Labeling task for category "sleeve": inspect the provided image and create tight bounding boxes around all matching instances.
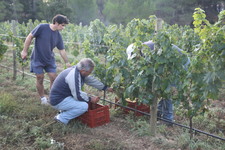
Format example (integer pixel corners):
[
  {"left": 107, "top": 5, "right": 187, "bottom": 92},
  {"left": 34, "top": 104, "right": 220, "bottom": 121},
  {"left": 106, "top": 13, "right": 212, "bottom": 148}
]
[
  {"left": 65, "top": 68, "right": 90, "bottom": 102},
  {"left": 31, "top": 24, "right": 42, "bottom": 37},
  {"left": 84, "top": 75, "right": 108, "bottom": 90},
  {"left": 172, "top": 44, "right": 190, "bottom": 71}
]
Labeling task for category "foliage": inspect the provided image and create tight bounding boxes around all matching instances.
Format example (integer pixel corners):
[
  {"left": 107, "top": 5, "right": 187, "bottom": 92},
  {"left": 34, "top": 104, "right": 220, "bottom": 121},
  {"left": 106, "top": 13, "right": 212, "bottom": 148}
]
[
  {"left": 34, "top": 137, "right": 51, "bottom": 149},
  {"left": 0, "top": 0, "right": 223, "bottom": 27},
  {"left": 128, "top": 117, "right": 152, "bottom": 136},
  {"left": 88, "top": 19, "right": 107, "bottom": 54},
  {"left": 39, "top": 0, "right": 72, "bottom": 23},
  {"left": 0, "top": 38, "right": 8, "bottom": 60},
  {"left": 178, "top": 8, "right": 225, "bottom": 118},
  {"left": 154, "top": 0, "right": 195, "bottom": 25},
  {"left": 103, "top": 0, "right": 155, "bottom": 25},
  {"left": 0, "top": 92, "right": 18, "bottom": 115},
  {"left": 68, "top": 0, "right": 98, "bottom": 25}
]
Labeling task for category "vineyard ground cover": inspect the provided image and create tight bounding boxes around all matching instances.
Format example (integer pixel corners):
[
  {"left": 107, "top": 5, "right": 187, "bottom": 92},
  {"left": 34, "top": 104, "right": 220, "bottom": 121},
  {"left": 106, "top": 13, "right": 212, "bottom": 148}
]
[{"left": 0, "top": 53, "right": 225, "bottom": 150}]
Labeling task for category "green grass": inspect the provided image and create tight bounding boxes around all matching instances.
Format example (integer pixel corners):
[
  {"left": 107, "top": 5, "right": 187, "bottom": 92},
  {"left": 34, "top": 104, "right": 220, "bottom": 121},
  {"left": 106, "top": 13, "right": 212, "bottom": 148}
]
[{"left": 0, "top": 92, "right": 18, "bottom": 115}]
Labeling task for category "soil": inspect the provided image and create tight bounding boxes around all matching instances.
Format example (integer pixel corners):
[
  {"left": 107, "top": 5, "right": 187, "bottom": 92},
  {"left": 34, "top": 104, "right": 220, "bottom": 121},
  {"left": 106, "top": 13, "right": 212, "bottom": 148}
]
[{"left": 60, "top": 118, "right": 160, "bottom": 150}]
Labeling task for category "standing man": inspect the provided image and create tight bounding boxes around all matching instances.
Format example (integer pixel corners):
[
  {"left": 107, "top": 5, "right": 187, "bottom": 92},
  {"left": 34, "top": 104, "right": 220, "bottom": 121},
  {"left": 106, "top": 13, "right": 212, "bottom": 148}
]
[
  {"left": 126, "top": 40, "right": 190, "bottom": 125},
  {"left": 49, "top": 58, "right": 113, "bottom": 125},
  {"left": 21, "top": 14, "right": 70, "bottom": 105}
]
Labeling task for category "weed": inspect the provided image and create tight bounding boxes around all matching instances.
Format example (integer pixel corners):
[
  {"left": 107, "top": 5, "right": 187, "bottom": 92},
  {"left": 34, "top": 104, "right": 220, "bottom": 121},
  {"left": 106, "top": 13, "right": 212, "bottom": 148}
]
[
  {"left": 86, "top": 139, "right": 124, "bottom": 150},
  {"left": 157, "top": 123, "right": 167, "bottom": 133},
  {"left": 50, "top": 138, "right": 65, "bottom": 150},
  {"left": 192, "top": 112, "right": 217, "bottom": 133},
  {"left": 34, "top": 137, "right": 51, "bottom": 149},
  {"left": 86, "top": 139, "right": 105, "bottom": 150},
  {"left": 126, "top": 116, "right": 152, "bottom": 136},
  {"left": 0, "top": 92, "right": 18, "bottom": 114}
]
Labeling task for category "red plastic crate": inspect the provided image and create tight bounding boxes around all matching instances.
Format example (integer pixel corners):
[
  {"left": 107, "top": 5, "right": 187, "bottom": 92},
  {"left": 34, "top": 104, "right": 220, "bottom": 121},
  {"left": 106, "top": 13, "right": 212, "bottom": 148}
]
[
  {"left": 124, "top": 100, "right": 150, "bottom": 116},
  {"left": 78, "top": 103, "right": 110, "bottom": 128}
]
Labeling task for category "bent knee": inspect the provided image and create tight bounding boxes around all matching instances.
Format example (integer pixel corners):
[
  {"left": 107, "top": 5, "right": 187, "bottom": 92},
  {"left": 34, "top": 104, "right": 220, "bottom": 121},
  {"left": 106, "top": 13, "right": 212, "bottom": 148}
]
[
  {"left": 81, "top": 102, "right": 88, "bottom": 112},
  {"left": 71, "top": 102, "right": 88, "bottom": 114}
]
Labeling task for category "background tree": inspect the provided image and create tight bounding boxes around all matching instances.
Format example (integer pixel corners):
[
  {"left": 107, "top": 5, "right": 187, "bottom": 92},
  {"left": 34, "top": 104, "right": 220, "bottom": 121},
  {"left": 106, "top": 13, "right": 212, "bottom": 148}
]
[
  {"left": 0, "top": 1, "right": 10, "bottom": 21},
  {"left": 0, "top": 0, "right": 224, "bottom": 27},
  {"left": 0, "top": 0, "right": 23, "bottom": 21},
  {"left": 67, "top": 0, "right": 98, "bottom": 25},
  {"left": 38, "top": 0, "right": 72, "bottom": 22},
  {"left": 103, "top": 0, "right": 155, "bottom": 25},
  {"left": 154, "top": 0, "right": 195, "bottom": 25}
]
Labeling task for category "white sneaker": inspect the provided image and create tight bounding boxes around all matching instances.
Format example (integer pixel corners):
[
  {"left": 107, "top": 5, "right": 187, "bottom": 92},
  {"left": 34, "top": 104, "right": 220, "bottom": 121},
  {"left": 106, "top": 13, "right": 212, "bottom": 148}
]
[
  {"left": 40, "top": 97, "right": 49, "bottom": 105},
  {"left": 54, "top": 115, "right": 66, "bottom": 125}
]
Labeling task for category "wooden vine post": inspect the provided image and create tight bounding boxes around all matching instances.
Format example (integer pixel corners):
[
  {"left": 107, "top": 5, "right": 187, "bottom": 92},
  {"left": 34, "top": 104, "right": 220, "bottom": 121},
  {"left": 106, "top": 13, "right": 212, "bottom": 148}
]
[
  {"left": 150, "top": 18, "right": 163, "bottom": 136},
  {"left": 12, "top": 20, "right": 17, "bottom": 80}
]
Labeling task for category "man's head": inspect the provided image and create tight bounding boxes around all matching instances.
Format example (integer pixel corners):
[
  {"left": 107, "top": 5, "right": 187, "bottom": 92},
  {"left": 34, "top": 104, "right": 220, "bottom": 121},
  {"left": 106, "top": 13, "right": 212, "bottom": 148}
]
[
  {"left": 77, "top": 58, "right": 95, "bottom": 77},
  {"left": 52, "top": 14, "right": 69, "bottom": 25},
  {"left": 52, "top": 14, "right": 69, "bottom": 31},
  {"left": 126, "top": 41, "right": 154, "bottom": 60}
]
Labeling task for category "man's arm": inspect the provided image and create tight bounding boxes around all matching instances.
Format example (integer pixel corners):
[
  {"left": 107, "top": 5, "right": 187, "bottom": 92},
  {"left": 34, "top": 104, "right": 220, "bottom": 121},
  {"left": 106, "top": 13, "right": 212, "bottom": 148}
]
[
  {"left": 59, "top": 49, "right": 71, "bottom": 67},
  {"left": 21, "top": 33, "right": 33, "bottom": 59},
  {"left": 85, "top": 76, "right": 113, "bottom": 92}
]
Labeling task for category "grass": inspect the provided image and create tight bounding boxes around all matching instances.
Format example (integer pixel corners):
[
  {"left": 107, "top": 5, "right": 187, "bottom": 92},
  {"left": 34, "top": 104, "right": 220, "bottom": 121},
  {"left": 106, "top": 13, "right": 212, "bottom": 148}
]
[
  {"left": 0, "top": 92, "right": 18, "bottom": 115},
  {"left": 0, "top": 66, "right": 90, "bottom": 149}
]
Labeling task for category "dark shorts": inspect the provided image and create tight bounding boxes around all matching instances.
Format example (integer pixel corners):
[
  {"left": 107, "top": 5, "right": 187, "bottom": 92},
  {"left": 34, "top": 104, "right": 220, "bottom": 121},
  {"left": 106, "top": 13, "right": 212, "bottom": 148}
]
[{"left": 30, "top": 61, "right": 57, "bottom": 74}]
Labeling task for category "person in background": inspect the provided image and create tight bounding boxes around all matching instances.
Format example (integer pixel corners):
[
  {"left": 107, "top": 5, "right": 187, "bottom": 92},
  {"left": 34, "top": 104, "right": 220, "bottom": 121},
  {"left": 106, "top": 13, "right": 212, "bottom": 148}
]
[
  {"left": 21, "top": 14, "right": 70, "bottom": 105},
  {"left": 126, "top": 40, "right": 190, "bottom": 126},
  {"left": 49, "top": 58, "right": 113, "bottom": 125}
]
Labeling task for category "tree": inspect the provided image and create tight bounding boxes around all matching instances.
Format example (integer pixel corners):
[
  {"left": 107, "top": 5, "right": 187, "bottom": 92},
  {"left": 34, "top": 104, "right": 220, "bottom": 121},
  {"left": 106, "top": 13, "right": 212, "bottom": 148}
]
[
  {"left": 37, "top": 0, "right": 72, "bottom": 23},
  {"left": 0, "top": 1, "right": 9, "bottom": 21},
  {"left": 67, "top": 0, "right": 98, "bottom": 25},
  {"left": 103, "top": 0, "right": 155, "bottom": 25},
  {"left": 0, "top": 0, "right": 23, "bottom": 21}
]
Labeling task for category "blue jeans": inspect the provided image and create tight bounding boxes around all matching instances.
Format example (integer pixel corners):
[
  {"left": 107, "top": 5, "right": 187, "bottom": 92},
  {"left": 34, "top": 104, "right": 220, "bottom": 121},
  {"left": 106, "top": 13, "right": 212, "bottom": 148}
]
[
  {"left": 157, "top": 99, "right": 173, "bottom": 122},
  {"left": 52, "top": 96, "right": 88, "bottom": 124}
]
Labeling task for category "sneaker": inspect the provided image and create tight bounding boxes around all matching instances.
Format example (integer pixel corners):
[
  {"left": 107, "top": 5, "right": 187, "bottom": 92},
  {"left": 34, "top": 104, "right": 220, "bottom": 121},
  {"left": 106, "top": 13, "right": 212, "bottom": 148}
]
[
  {"left": 54, "top": 115, "right": 66, "bottom": 125},
  {"left": 40, "top": 97, "right": 49, "bottom": 105}
]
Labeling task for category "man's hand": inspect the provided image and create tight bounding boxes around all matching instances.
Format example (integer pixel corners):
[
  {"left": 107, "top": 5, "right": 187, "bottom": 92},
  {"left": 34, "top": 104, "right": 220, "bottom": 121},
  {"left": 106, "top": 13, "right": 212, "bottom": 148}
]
[
  {"left": 106, "top": 87, "right": 113, "bottom": 92},
  {"left": 90, "top": 96, "right": 100, "bottom": 104},
  {"left": 21, "top": 50, "right": 27, "bottom": 60}
]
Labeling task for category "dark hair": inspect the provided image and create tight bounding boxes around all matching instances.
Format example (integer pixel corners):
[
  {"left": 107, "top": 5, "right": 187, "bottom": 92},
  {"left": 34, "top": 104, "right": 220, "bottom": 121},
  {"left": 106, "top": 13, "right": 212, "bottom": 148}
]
[{"left": 52, "top": 14, "right": 69, "bottom": 24}]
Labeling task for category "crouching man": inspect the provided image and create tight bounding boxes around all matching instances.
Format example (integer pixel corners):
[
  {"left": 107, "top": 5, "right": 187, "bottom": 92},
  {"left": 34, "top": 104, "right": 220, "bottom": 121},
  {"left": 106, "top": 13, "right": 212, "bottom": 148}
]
[{"left": 49, "top": 58, "right": 113, "bottom": 125}]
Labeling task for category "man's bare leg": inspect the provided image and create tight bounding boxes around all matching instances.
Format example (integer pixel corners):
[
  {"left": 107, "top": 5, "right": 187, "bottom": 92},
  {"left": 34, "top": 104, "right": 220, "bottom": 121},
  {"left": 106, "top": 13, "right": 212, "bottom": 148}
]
[
  {"left": 36, "top": 73, "right": 45, "bottom": 97},
  {"left": 47, "top": 72, "right": 57, "bottom": 89},
  {"left": 36, "top": 73, "right": 48, "bottom": 104}
]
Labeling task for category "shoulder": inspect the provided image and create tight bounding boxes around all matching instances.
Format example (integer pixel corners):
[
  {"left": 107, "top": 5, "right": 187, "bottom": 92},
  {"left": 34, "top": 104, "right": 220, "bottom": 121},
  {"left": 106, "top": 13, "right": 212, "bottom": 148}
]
[
  {"left": 32, "top": 23, "right": 49, "bottom": 33},
  {"left": 58, "top": 67, "right": 74, "bottom": 79},
  {"left": 36, "top": 23, "right": 50, "bottom": 30}
]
